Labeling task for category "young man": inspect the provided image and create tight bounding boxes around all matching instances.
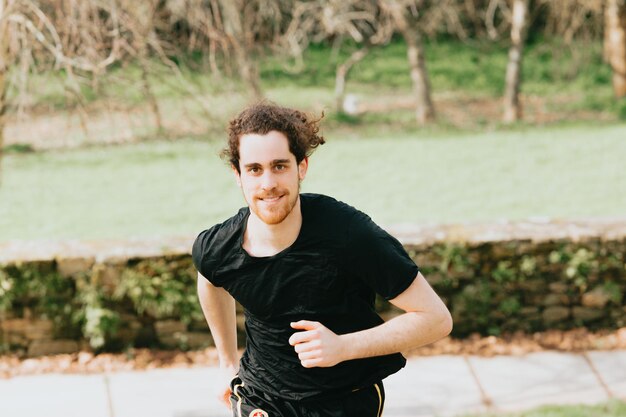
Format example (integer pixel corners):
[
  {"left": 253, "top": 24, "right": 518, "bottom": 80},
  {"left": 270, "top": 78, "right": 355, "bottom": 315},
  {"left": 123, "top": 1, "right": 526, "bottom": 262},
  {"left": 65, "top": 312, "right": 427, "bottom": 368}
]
[{"left": 192, "top": 103, "right": 452, "bottom": 417}]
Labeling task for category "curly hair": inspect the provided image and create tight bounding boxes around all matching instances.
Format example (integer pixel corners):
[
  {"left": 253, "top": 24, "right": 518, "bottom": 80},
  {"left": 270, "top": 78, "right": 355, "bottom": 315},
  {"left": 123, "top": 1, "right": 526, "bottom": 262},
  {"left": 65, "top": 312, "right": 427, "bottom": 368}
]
[{"left": 223, "top": 102, "right": 325, "bottom": 172}]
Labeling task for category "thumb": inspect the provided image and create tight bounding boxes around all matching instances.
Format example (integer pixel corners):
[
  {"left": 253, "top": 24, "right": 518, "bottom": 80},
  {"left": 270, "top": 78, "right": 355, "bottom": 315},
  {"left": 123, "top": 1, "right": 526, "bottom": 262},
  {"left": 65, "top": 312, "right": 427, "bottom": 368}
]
[{"left": 290, "top": 320, "right": 319, "bottom": 330}]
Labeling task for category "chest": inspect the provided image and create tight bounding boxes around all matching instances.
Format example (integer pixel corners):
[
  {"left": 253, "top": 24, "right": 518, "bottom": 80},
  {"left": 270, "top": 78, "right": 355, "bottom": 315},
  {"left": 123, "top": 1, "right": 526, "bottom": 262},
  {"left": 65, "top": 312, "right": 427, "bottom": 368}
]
[{"left": 216, "top": 250, "right": 348, "bottom": 319}]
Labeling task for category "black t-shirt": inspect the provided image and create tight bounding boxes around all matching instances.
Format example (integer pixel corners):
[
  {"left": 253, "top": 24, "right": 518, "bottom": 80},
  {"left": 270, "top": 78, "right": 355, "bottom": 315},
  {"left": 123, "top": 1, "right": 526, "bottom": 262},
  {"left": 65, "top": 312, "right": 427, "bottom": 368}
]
[{"left": 192, "top": 193, "right": 419, "bottom": 401}]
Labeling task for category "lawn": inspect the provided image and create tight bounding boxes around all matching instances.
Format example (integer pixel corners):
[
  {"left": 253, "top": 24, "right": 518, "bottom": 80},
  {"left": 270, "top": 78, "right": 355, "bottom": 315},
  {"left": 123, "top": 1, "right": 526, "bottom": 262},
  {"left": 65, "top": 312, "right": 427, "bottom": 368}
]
[
  {"left": 1, "top": 123, "right": 625, "bottom": 241},
  {"left": 463, "top": 400, "right": 626, "bottom": 417},
  {"left": 2, "top": 36, "right": 625, "bottom": 241}
]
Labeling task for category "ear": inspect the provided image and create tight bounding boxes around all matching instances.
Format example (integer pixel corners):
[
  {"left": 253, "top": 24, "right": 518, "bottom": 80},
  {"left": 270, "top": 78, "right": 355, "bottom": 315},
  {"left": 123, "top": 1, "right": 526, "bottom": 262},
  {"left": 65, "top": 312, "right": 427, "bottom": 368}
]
[
  {"left": 231, "top": 164, "right": 242, "bottom": 187},
  {"left": 298, "top": 157, "right": 308, "bottom": 181}
]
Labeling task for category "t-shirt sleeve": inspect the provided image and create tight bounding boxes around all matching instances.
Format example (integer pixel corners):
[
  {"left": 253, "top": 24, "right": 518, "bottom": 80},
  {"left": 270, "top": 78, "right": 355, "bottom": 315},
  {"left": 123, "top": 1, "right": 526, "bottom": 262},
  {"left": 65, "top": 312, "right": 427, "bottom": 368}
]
[
  {"left": 192, "top": 227, "right": 221, "bottom": 286},
  {"left": 345, "top": 211, "right": 419, "bottom": 300}
]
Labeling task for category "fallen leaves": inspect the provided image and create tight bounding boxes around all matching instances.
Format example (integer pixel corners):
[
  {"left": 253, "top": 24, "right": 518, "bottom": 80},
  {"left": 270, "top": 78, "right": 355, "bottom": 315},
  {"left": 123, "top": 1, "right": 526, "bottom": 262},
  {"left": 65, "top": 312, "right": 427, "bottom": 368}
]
[{"left": 1, "top": 328, "right": 625, "bottom": 379}]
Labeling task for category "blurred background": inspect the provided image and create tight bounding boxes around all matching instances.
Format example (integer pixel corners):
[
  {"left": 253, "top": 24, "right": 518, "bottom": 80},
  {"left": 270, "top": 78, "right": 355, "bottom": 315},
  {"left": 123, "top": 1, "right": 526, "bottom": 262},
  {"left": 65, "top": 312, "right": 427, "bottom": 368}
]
[{"left": 0, "top": 0, "right": 625, "bottom": 240}]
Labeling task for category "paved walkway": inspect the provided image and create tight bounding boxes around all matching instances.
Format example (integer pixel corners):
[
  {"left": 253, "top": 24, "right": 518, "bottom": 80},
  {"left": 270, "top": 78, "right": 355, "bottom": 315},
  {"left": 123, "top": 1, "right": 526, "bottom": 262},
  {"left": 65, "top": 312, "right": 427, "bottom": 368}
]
[{"left": 1, "top": 350, "right": 625, "bottom": 417}]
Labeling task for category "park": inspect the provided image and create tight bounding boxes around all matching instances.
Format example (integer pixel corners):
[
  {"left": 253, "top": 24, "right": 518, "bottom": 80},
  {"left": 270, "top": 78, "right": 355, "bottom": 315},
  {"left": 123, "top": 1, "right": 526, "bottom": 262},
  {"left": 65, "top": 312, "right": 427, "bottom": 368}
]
[{"left": 1, "top": 1, "right": 626, "bottom": 416}]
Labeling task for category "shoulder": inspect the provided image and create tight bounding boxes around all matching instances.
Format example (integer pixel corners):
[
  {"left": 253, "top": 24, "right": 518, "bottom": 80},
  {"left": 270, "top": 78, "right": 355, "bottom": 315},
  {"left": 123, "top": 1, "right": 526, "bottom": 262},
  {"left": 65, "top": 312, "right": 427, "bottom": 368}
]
[
  {"left": 301, "top": 193, "right": 358, "bottom": 235},
  {"left": 302, "top": 192, "right": 374, "bottom": 227},
  {"left": 300, "top": 193, "right": 376, "bottom": 246},
  {"left": 192, "top": 208, "right": 248, "bottom": 278},
  {"left": 301, "top": 193, "right": 361, "bottom": 224}
]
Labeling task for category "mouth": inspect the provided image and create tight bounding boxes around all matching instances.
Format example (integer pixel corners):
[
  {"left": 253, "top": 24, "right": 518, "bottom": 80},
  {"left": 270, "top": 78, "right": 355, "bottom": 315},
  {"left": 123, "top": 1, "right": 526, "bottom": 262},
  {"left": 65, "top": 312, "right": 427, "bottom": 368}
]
[{"left": 258, "top": 194, "right": 284, "bottom": 203}]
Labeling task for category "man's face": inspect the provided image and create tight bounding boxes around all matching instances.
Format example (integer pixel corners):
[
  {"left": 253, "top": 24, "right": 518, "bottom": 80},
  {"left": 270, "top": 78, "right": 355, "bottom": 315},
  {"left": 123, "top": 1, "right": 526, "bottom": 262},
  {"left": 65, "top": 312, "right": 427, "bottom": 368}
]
[{"left": 234, "top": 130, "right": 307, "bottom": 225}]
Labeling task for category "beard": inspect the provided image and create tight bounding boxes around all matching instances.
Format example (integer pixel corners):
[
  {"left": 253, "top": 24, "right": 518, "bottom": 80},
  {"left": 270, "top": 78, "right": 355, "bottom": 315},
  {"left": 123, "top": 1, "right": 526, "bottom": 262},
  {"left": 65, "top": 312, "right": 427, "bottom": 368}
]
[{"left": 249, "top": 184, "right": 300, "bottom": 225}]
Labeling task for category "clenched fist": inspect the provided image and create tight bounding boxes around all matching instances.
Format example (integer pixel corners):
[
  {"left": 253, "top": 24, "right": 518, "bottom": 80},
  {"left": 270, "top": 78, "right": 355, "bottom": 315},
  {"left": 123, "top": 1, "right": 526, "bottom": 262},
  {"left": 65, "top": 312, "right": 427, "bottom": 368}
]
[{"left": 288, "top": 320, "right": 347, "bottom": 368}]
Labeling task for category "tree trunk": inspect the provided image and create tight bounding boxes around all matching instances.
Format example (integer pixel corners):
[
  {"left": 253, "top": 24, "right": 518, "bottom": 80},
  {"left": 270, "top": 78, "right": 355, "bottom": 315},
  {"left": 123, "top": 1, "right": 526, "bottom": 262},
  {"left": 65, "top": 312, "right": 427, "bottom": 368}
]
[
  {"left": 0, "top": 68, "right": 6, "bottom": 185},
  {"left": 139, "top": 54, "right": 163, "bottom": 132},
  {"left": 503, "top": 0, "right": 529, "bottom": 123},
  {"left": 406, "top": 32, "right": 435, "bottom": 124},
  {"left": 605, "top": 0, "right": 626, "bottom": 98},
  {"left": 1, "top": 0, "right": 9, "bottom": 185},
  {"left": 335, "top": 46, "right": 370, "bottom": 113},
  {"left": 388, "top": 4, "right": 435, "bottom": 124},
  {"left": 218, "top": 0, "right": 263, "bottom": 100}
]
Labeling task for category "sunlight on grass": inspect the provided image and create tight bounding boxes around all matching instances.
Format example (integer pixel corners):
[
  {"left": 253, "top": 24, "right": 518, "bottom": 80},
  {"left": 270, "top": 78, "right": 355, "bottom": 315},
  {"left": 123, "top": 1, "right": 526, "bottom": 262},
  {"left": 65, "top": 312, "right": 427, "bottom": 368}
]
[
  {"left": 1, "top": 124, "right": 625, "bottom": 240},
  {"left": 462, "top": 400, "right": 626, "bottom": 417}
]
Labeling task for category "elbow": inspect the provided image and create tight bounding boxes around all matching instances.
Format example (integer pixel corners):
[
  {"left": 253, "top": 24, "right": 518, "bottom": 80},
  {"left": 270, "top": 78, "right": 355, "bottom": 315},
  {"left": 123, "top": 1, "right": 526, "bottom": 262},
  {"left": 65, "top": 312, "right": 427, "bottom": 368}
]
[
  {"left": 430, "top": 306, "right": 453, "bottom": 341},
  {"left": 439, "top": 310, "right": 453, "bottom": 338}
]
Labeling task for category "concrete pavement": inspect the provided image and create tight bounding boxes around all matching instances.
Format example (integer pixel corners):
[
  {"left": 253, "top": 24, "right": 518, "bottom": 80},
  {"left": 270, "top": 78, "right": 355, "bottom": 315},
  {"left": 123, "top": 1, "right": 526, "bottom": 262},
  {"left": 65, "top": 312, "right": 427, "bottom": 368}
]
[{"left": 0, "top": 350, "right": 624, "bottom": 417}]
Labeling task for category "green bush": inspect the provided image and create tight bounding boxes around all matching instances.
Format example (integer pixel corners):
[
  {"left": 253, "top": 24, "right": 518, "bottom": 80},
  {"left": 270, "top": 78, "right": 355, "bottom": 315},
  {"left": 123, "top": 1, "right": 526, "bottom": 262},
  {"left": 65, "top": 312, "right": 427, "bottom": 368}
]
[
  {"left": 1, "top": 235, "right": 625, "bottom": 351},
  {"left": 617, "top": 100, "right": 626, "bottom": 121},
  {"left": 0, "top": 256, "right": 202, "bottom": 351}
]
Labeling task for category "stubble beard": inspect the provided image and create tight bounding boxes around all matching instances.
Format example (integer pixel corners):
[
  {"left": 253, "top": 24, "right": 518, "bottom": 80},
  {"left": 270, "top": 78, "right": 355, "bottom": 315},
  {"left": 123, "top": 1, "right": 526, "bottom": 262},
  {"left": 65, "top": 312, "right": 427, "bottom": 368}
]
[{"left": 251, "top": 183, "right": 300, "bottom": 225}]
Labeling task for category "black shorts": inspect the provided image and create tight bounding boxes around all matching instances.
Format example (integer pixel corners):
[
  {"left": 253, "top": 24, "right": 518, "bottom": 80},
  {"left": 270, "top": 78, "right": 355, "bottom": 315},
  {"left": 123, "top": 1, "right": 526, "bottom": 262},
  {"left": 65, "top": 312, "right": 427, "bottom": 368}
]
[{"left": 229, "top": 376, "right": 386, "bottom": 417}]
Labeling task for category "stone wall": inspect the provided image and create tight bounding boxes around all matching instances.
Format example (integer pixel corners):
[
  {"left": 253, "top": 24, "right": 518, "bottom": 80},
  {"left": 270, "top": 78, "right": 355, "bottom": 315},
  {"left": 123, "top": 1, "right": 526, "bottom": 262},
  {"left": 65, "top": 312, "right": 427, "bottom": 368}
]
[{"left": 1, "top": 219, "right": 625, "bottom": 356}]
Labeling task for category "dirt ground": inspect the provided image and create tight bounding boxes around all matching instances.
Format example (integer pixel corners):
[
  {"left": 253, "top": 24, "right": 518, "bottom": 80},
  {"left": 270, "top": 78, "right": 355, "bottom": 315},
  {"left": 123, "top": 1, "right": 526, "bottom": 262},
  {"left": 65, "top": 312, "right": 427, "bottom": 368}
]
[{"left": 2, "top": 328, "right": 625, "bottom": 379}]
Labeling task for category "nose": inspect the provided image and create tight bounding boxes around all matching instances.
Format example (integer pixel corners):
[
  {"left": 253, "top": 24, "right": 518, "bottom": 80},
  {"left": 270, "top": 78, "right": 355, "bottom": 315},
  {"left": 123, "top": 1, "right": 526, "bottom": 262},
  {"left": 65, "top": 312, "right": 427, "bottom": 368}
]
[{"left": 260, "top": 171, "right": 278, "bottom": 190}]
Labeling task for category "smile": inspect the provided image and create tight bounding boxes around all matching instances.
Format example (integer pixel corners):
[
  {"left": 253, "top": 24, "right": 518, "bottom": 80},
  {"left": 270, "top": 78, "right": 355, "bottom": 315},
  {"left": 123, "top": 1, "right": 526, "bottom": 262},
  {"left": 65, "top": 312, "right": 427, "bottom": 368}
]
[{"left": 259, "top": 195, "right": 284, "bottom": 203}]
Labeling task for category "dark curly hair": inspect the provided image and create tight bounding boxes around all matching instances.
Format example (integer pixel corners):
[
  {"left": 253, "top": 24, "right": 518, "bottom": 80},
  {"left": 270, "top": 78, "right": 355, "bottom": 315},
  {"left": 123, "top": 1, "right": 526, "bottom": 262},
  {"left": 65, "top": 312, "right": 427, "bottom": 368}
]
[{"left": 223, "top": 102, "right": 325, "bottom": 173}]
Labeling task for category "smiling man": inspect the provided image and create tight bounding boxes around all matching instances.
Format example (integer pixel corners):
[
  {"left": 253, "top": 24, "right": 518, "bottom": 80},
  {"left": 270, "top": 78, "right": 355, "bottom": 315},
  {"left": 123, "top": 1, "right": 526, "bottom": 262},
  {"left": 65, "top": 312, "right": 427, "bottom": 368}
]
[{"left": 192, "top": 102, "right": 453, "bottom": 417}]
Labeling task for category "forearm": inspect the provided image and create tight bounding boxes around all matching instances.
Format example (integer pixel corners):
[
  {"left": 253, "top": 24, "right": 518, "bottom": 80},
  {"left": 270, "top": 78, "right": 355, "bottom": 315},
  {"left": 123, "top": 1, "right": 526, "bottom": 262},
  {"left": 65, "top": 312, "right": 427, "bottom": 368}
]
[
  {"left": 197, "top": 274, "right": 239, "bottom": 369},
  {"left": 289, "top": 274, "right": 452, "bottom": 368},
  {"left": 340, "top": 310, "right": 451, "bottom": 361},
  {"left": 339, "top": 272, "right": 453, "bottom": 361}
]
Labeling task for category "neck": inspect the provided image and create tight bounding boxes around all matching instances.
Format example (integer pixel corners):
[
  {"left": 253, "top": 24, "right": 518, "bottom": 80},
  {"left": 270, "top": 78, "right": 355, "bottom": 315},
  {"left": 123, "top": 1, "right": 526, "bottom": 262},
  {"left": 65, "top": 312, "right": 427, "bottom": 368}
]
[{"left": 244, "top": 196, "right": 302, "bottom": 257}]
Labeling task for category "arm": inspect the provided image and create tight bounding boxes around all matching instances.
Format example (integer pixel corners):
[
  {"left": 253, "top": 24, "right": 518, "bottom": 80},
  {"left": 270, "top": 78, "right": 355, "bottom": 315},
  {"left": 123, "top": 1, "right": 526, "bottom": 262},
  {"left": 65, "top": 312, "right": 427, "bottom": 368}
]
[
  {"left": 289, "top": 272, "right": 452, "bottom": 368},
  {"left": 197, "top": 273, "right": 239, "bottom": 406}
]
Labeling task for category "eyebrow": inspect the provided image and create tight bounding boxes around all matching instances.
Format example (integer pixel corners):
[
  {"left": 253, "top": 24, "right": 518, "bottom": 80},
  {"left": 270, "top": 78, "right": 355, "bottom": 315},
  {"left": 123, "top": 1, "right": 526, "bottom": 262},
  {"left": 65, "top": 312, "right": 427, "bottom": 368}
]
[
  {"left": 271, "top": 159, "right": 291, "bottom": 166},
  {"left": 243, "top": 159, "right": 291, "bottom": 169}
]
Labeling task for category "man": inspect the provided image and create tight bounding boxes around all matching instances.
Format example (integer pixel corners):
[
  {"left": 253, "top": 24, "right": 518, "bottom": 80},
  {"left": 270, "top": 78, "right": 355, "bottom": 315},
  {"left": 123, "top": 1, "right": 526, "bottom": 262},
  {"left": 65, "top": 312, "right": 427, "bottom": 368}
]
[{"left": 192, "top": 102, "right": 452, "bottom": 417}]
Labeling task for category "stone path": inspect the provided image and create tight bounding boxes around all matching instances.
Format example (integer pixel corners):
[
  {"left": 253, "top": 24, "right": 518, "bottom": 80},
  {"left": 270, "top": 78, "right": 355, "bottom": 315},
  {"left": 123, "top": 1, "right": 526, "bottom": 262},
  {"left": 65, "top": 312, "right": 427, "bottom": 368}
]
[{"left": 1, "top": 350, "right": 624, "bottom": 417}]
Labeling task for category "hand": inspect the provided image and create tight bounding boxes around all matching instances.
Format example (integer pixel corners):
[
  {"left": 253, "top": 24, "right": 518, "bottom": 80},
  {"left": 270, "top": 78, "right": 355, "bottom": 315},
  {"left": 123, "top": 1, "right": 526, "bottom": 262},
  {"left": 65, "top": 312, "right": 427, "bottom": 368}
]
[
  {"left": 216, "top": 365, "right": 238, "bottom": 409},
  {"left": 288, "top": 320, "right": 346, "bottom": 368},
  {"left": 218, "top": 385, "right": 231, "bottom": 409}
]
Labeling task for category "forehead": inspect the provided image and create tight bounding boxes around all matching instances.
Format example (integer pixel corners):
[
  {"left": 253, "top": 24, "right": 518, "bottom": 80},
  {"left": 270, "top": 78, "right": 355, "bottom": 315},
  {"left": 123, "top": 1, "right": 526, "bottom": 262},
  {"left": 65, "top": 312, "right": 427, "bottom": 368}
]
[{"left": 238, "top": 130, "right": 295, "bottom": 164}]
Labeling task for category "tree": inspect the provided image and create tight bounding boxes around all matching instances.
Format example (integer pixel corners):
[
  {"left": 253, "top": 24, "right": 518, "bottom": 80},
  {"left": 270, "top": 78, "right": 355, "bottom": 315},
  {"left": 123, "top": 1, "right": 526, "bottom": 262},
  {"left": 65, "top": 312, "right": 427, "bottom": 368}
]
[
  {"left": 0, "top": 1, "right": 80, "bottom": 182},
  {"left": 383, "top": 0, "right": 435, "bottom": 124},
  {"left": 0, "top": 0, "right": 126, "bottom": 182},
  {"left": 217, "top": 0, "right": 264, "bottom": 100},
  {"left": 0, "top": 1, "right": 10, "bottom": 175},
  {"left": 503, "top": 0, "right": 529, "bottom": 123},
  {"left": 605, "top": 0, "right": 626, "bottom": 98},
  {"left": 282, "top": 0, "right": 394, "bottom": 113}
]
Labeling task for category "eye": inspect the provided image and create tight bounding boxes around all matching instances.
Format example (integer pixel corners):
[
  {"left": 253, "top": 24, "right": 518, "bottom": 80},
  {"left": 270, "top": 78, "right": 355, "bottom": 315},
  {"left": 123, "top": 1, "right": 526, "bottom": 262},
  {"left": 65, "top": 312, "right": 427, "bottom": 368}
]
[
  {"left": 248, "top": 167, "right": 261, "bottom": 174},
  {"left": 275, "top": 164, "right": 286, "bottom": 171}
]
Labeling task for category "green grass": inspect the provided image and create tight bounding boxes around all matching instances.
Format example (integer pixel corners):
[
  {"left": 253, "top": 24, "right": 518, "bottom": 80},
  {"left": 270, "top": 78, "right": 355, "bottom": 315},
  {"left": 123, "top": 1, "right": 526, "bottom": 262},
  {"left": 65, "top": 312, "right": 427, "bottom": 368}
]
[
  {"left": 463, "top": 400, "right": 626, "bottom": 417},
  {"left": 2, "top": 38, "right": 624, "bottom": 241},
  {"left": 262, "top": 38, "right": 615, "bottom": 106},
  {"left": 1, "top": 123, "right": 625, "bottom": 240}
]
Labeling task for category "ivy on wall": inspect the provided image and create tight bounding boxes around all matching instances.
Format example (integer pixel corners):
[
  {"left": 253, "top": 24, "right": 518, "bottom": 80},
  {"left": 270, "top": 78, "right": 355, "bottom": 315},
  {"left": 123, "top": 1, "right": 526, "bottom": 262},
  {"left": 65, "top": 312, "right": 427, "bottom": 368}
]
[{"left": 1, "top": 237, "right": 625, "bottom": 353}]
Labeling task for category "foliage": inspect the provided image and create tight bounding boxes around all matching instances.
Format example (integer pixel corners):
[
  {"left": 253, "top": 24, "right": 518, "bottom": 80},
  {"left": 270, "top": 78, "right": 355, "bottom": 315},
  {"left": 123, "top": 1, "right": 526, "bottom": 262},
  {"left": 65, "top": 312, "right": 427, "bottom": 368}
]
[
  {"left": 262, "top": 37, "right": 614, "bottom": 108},
  {"left": 406, "top": 238, "right": 626, "bottom": 337},
  {"left": 1, "top": 231, "right": 626, "bottom": 351},
  {"left": 113, "top": 258, "right": 203, "bottom": 325},
  {"left": 0, "top": 262, "right": 74, "bottom": 326},
  {"left": 618, "top": 101, "right": 626, "bottom": 121},
  {"left": 72, "top": 273, "right": 120, "bottom": 350},
  {"left": 0, "top": 255, "right": 202, "bottom": 351}
]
